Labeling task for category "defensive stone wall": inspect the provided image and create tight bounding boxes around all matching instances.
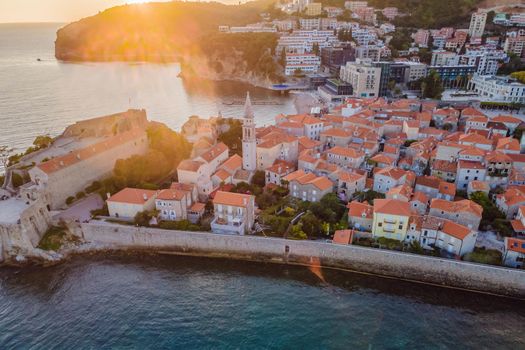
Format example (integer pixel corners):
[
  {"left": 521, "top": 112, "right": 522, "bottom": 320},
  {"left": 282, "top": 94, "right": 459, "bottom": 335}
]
[{"left": 81, "top": 222, "right": 525, "bottom": 298}]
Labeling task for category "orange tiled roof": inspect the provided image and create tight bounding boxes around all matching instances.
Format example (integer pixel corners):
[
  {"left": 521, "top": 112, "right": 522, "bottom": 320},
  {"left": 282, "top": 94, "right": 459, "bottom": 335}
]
[
  {"left": 441, "top": 220, "right": 472, "bottom": 240},
  {"left": 199, "top": 142, "right": 228, "bottom": 163},
  {"left": 506, "top": 237, "right": 525, "bottom": 253},
  {"left": 333, "top": 230, "right": 353, "bottom": 245},
  {"left": 439, "top": 182, "right": 456, "bottom": 197},
  {"left": 178, "top": 159, "right": 205, "bottom": 172},
  {"left": 107, "top": 188, "right": 157, "bottom": 205},
  {"left": 37, "top": 129, "right": 145, "bottom": 174},
  {"left": 327, "top": 146, "right": 364, "bottom": 158},
  {"left": 213, "top": 191, "right": 253, "bottom": 207},
  {"left": 347, "top": 201, "right": 373, "bottom": 219},
  {"left": 373, "top": 198, "right": 412, "bottom": 216},
  {"left": 430, "top": 198, "right": 482, "bottom": 217},
  {"left": 157, "top": 189, "right": 187, "bottom": 201},
  {"left": 492, "top": 115, "right": 522, "bottom": 124}
]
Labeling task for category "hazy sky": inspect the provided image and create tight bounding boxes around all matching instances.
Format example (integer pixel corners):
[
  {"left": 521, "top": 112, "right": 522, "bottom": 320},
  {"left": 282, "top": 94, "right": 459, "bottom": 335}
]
[{"left": 0, "top": 1, "right": 177, "bottom": 23}]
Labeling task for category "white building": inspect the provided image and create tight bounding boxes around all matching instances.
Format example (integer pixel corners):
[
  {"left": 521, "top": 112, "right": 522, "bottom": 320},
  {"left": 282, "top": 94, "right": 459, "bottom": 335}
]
[
  {"left": 285, "top": 53, "right": 321, "bottom": 75},
  {"left": 277, "top": 30, "right": 338, "bottom": 54},
  {"left": 468, "top": 11, "right": 487, "bottom": 38},
  {"left": 107, "top": 188, "right": 157, "bottom": 219},
  {"left": 340, "top": 59, "right": 381, "bottom": 98},
  {"left": 468, "top": 74, "right": 525, "bottom": 104}
]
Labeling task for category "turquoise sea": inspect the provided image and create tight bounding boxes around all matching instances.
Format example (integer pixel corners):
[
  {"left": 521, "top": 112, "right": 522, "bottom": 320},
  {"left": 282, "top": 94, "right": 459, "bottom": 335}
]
[{"left": 0, "top": 254, "right": 524, "bottom": 349}]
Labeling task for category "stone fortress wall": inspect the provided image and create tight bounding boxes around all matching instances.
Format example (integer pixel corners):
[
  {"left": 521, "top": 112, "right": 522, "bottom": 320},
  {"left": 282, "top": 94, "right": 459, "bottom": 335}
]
[
  {"left": 81, "top": 222, "right": 525, "bottom": 298},
  {"left": 0, "top": 110, "right": 151, "bottom": 262}
]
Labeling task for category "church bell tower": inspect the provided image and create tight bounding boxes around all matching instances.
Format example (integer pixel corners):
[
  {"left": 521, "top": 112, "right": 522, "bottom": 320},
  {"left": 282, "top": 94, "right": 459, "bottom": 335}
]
[{"left": 242, "top": 92, "right": 257, "bottom": 171}]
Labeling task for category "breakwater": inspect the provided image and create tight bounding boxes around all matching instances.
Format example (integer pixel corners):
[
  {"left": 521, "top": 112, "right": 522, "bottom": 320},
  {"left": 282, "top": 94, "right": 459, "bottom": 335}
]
[{"left": 80, "top": 222, "right": 525, "bottom": 298}]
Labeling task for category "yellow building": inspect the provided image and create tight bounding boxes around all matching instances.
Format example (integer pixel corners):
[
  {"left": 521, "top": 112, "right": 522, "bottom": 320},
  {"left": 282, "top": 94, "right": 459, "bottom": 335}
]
[
  {"left": 306, "top": 3, "right": 322, "bottom": 16},
  {"left": 372, "top": 199, "right": 412, "bottom": 241}
]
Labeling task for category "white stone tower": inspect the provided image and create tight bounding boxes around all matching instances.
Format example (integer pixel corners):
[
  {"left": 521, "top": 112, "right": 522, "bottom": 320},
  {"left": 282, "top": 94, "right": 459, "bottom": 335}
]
[{"left": 242, "top": 92, "right": 257, "bottom": 171}]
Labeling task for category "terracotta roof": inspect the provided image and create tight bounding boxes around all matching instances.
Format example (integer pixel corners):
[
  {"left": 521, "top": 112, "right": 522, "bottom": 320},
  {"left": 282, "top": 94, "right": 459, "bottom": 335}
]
[
  {"left": 439, "top": 182, "right": 456, "bottom": 197},
  {"left": 156, "top": 189, "right": 187, "bottom": 201},
  {"left": 416, "top": 175, "right": 440, "bottom": 189},
  {"left": 459, "top": 146, "right": 486, "bottom": 157},
  {"left": 492, "top": 115, "right": 522, "bottom": 124},
  {"left": 459, "top": 133, "right": 492, "bottom": 145},
  {"left": 411, "top": 191, "right": 429, "bottom": 204},
  {"left": 505, "top": 237, "right": 525, "bottom": 253},
  {"left": 347, "top": 201, "right": 373, "bottom": 219},
  {"left": 430, "top": 199, "right": 483, "bottom": 218},
  {"left": 213, "top": 191, "right": 253, "bottom": 208},
  {"left": 458, "top": 160, "right": 485, "bottom": 169},
  {"left": 375, "top": 166, "right": 410, "bottom": 181},
  {"left": 170, "top": 182, "right": 195, "bottom": 192},
  {"left": 496, "top": 137, "right": 520, "bottom": 152},
  {"left": 213, "top": 168, "right": 232, "bottom": 181},
  {"left": 497, "top": 188, "right": 525, "bottom": 207},
  {"left": 278, "top": 121, "right": 303, "bottom": 129},
  {"left": 178, "top": 159, "right": 205, "bottom": 172},
  {"left": 485, "top": 151, "right": 513, "bottom": 163},
  {"left": 37, "top": 129, "right": 145, "bottom": 174},
  {"left": 432, "top": 160, "right": 457, "bottom": 173},
  {"left": 189, "top": 202, "right": 206, "bottom": 212},
  {"left": 441, "top": 220, "right": 472, "bottom": 240},
  {"left": 266, "top": 160, "right": 295, "bottom": 175},
  {"left": 466, "top": 115, "right": 488, "bottom": 123},
  {"left": 298, "top": 136, "right": 321, "bottom": 149},
  {"left": 333, "top": 230, "right": 353, "bottom": 245},
  {"left": 339, "top": 171, "right": 365, "bottom": 183},
  {"left": 469, "top": 180, "right": 489, "bottom": 192},
  {"left": 373, "top": 198, "right": 412, "bottom": 216},
  {"left": 220, "top": 154, "right": 243, "bottom": 173},
  {"left": 107, "top": 188, "right": 157, "bottom": 205},
  {"left": 327, "top": 146, "right": 364, "bottom": 158},
  {"left": 199, "top": 142, "right": 228, "bottom": 163},
  {"left": 321, "top": 128, "right": 352, "bottom": 138},
  {"left": 387, "top": 184, "right": 413, "bottom": 200},
  {"left": 461, "top": 107, "right": 486, "bottom": 117},
  {"left": 370, "top": 153, "right": 396, "bottom": 165}
]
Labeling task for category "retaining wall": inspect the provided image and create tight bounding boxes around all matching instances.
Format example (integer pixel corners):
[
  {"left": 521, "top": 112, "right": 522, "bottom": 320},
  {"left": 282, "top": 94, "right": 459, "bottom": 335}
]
[{"left": 81, "top": 222, "right": 525, "bottom": 298}]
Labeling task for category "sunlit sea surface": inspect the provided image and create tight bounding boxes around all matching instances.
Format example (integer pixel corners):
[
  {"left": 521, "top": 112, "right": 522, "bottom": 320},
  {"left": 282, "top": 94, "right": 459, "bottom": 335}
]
[{"left": 0, "top": 23, "right": 295, "bottom": 153}]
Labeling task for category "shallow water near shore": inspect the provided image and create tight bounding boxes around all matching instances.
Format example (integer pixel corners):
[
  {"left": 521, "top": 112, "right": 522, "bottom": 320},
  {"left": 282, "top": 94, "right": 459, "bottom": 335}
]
[{"left": 0, "top": 253, "right": 524, "bottom": 349}]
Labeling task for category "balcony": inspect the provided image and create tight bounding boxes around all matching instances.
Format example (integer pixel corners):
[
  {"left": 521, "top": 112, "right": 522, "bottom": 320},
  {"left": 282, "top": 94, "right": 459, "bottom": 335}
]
[{"left": 211, "top": 216, "right": 246, "bottom": 235}]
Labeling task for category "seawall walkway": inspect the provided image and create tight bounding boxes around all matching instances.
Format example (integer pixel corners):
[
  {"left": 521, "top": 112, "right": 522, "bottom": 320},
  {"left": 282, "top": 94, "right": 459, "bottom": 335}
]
[{"left": 80, "top": 222, "right": 525, "bottom": 298}]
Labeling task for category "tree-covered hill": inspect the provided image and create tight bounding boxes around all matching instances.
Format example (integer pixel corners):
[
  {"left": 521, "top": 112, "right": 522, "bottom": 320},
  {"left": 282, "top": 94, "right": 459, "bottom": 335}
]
[
  {"left": 318, "top": 0, "right": 482, "bottom": 28},
  {"left": 55, "top": 0, "right": 274, "bottom": 62}
]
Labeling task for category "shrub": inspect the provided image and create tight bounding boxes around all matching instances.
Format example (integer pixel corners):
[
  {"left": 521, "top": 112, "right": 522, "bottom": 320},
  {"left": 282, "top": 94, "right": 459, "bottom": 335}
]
[
  {"left": 38, "top": 226, "right": 66, "bottom": 251},
  {"left": 11, "top": 173, "right": 24, "bottom": 188},
  {"left": 85, "top": 181, "right": 102, "bottom": 193},
  {"left": 66, "top": 196, "right": 75, "bottom": 205},
  {"left": 75, "top": 191, "right": 86, "bottom": 200},
  {"left": 463, "top": 247, "right": 502, "bottom": 266},
  {"left": 377, "top": 237, "right": 403, "bottom": 251}
]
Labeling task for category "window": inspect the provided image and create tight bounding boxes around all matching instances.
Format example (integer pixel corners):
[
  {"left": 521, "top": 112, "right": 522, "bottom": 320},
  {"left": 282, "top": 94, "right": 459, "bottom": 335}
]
[{"left": 398, "top": 225, "right": 403, "bottom": 230}]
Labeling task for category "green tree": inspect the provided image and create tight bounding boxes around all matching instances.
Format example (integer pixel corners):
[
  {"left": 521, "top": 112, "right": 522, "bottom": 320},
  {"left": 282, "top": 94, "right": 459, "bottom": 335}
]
[
  {"left": 422, "top": 70, "right": 444, "bottom": 99},
  {"left": 218, "top": 119, "right": 243, "bottom": 156},
  {"left": 134, "top": 211, "right": 154, "bottom": 227},
  {"left": 252, "top": 170, "right": 266, "bottom": 188},
  {"left": 299, "top": 211, "right": 322, "bottom": 237},
  {"left": 289, "top": 224, "right": 307, "bottom": 240},
  {"left": 33, "top": 135, "right": 53, "bottom": 149}
]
